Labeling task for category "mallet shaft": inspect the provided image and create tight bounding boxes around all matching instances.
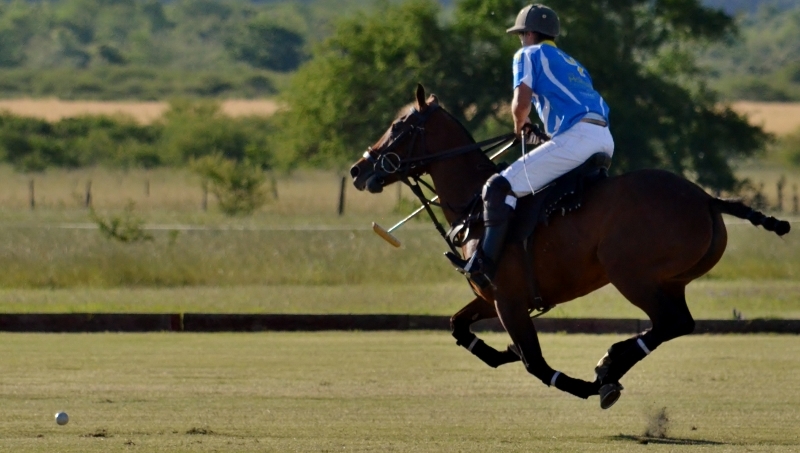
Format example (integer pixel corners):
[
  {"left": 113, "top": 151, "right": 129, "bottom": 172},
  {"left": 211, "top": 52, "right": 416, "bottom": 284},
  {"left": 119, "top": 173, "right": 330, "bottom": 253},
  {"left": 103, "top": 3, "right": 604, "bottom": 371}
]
[{"left": 388, "top": 196, "right": 439, "bottom": 233}]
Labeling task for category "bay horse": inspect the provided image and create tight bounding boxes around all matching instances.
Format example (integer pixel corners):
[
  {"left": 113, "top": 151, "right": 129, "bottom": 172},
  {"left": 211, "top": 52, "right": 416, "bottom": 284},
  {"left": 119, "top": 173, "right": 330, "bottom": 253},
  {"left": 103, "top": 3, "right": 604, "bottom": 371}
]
[{"left": 349, "top": 85, "right": 790, "bottom": 409}]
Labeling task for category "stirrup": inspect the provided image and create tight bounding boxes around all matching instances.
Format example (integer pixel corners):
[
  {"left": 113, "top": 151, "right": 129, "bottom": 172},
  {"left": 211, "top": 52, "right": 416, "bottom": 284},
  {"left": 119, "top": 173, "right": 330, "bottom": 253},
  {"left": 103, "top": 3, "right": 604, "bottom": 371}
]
[
  {"left": 444, "top": 251, "right": 469, "bottom": 273},
  {"left": 444, "top": 252, "right": 492, "bottom": 289}
]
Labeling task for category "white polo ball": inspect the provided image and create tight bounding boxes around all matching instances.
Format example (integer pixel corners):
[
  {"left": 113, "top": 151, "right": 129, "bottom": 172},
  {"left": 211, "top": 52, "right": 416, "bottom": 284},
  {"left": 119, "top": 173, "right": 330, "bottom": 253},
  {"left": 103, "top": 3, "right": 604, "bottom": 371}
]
[{"left": 55, "top": 412, "right": 69, "bottom": 425}]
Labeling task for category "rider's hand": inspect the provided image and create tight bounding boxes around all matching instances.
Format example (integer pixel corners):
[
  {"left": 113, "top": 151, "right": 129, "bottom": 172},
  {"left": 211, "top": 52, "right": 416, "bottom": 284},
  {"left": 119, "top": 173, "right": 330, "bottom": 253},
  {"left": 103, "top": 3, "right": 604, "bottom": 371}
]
[
  {"left": 518, "top": 121, "right": 541, "bottom": 146},
  {"left": 520, "top": 123, "right": 549, "bottom": 146},
  {"left": 515, "top": 117, "right": 532, "bottom": 137}
]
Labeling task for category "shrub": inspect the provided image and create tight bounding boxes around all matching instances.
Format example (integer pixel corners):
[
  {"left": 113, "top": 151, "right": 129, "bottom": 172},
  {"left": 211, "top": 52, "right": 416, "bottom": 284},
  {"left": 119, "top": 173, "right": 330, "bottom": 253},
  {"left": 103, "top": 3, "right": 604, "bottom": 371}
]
[
  {"left": 780, "top": 128, "right": 800, "bottom": 166},
  {"left": 90, "top": 201, "right": 154, "bottom": 243},
  {"left": 159, "top": 99, "right": 274, "bottom": 168},
  {"left": 191, "top": 154, "right": 270, "bottom": 216}
]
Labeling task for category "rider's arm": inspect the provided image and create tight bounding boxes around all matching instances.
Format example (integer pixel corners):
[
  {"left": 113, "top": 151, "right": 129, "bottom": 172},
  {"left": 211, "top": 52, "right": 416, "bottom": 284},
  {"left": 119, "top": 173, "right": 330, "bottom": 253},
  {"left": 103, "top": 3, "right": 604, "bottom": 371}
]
[{"left": 512, "top": 82, "right": 533, "bottom": 136}]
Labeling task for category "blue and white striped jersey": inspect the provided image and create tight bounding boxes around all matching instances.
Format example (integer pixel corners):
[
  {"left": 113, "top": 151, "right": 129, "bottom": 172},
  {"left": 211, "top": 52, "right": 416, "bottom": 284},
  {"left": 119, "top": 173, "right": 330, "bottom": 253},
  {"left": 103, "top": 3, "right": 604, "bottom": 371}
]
[{"left": 513, "top": 41, "right": 609, "bottom": 136}]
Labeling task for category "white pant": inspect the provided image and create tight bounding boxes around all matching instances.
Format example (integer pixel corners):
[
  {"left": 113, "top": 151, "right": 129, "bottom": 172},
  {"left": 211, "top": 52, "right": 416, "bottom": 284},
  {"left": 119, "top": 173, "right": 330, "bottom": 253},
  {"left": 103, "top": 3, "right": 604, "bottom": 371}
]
[{"left": 500, "top": 122, "right": 615, "bottom": 197}]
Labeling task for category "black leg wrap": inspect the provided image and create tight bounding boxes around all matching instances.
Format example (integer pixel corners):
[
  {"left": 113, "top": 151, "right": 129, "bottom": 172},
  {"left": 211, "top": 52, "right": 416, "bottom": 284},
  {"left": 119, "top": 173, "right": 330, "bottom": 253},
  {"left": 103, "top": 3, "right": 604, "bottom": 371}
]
[
  {"left": 454, "top": 331, "right": 520, "bottom": 368},
  {"left": 453, "top": 330, "right": 475, "bottom": 347},
  {"left": 524, "top": 359, "right": 556, "bottom": 386},
  {"left": 600, "top": 336, "right": 654, "bottom": 385},
  {"left": 553, "top": 373, "right": 600, "bottom": 399},
  {"left": 472, "top": 340, "right": 521, "bottom": 368}
]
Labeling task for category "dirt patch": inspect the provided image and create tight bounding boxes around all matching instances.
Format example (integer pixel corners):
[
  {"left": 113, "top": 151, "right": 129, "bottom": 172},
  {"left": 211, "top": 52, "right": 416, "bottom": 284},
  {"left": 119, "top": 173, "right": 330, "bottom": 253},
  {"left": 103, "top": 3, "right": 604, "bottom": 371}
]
[{"left": 644, "top": 406, "right": 670, "bottom": 438}]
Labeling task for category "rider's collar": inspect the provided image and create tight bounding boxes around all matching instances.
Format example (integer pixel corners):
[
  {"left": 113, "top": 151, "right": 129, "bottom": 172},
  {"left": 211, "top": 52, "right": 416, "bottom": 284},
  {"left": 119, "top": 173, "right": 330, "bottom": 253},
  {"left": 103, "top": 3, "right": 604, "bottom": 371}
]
[{"left": 541, "top": 40, "right": 557, "bottom": 48}]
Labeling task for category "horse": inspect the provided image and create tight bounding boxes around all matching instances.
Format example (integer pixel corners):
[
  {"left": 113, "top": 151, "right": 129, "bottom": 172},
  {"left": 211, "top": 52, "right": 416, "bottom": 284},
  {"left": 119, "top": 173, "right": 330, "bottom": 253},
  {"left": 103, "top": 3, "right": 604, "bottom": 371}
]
[{"left": 349, "top": 84, "right": 791, "bottom": 409}]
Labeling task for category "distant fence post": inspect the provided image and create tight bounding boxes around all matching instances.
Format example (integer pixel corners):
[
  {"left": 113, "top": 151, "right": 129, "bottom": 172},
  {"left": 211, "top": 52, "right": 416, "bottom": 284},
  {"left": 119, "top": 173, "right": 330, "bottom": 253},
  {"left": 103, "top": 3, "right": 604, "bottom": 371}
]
[
  {"left": 752, "top": 182, "right": 767, "bottom": 211},
  {"left": 85, "top": 180, "right": 92, "bottom": 208},
  {"left": 201, "top": 182, "right": 208, "bottom": 212},
  {"left": 338, "top": 176, "right": 346, "bottom": 216},
  {"left": 776, "top": 175, "right": 785, "bottom": 212},
  {"left": 145, "top": 179, "right": 150, "bottom": 197},
  {"left": 270, "top": 174, "right": 278, "bottom": 200},
  {"left": 793, "top": 184, "right": 798, "bottom": 215},
  {"left": 28, "top": 179, "right": 34, "bottom": 210}
]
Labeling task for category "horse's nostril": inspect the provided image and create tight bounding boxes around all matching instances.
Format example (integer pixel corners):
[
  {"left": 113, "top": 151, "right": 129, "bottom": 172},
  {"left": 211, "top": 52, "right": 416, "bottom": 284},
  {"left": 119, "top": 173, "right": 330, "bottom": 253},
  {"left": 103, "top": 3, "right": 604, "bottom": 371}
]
[{"left": 349, "top": 165, "right": 360, "bottom": 179}]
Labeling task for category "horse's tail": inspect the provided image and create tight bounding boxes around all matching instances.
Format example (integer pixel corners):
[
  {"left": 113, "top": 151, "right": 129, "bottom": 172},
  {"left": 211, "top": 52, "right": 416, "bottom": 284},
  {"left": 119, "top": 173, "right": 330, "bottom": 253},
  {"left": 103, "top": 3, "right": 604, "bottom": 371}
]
[{"left": 710, "top": 198, "right": 791, "bottom": 237}]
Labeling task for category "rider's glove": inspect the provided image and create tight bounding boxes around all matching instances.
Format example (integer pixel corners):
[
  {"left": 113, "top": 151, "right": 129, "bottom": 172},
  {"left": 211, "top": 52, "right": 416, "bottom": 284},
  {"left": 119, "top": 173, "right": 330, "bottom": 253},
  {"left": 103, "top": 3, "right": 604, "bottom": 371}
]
[{"left": 522, "top": 123, "right": 549, "bottom": 146}]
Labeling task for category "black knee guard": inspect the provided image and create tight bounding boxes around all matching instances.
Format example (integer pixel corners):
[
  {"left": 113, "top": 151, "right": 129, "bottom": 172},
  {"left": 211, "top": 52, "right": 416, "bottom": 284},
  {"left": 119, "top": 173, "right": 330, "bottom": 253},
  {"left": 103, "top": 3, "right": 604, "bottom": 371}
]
[{"left": 482, "top": 174, "right": 514, "bottom": 226}]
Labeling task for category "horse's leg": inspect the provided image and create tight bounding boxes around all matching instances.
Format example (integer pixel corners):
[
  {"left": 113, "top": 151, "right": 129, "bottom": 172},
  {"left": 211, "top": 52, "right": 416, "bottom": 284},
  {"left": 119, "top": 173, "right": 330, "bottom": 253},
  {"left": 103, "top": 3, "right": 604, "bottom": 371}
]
[
  {"left": 451, "top": 297, "right": 521, "bottom": 368},
  {"left": 493, "top": 294, "right": 599, "bottom": 399},
  {"left": 595, "top": 282, "right": 695, "bottom": 407}
]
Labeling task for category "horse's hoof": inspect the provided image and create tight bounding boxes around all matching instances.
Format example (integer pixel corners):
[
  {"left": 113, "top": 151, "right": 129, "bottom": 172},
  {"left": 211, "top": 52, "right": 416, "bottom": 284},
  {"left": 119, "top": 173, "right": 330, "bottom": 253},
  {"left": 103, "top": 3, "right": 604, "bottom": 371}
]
[{"left": 599, "top": 383, "right": 623, "bottom": 410}]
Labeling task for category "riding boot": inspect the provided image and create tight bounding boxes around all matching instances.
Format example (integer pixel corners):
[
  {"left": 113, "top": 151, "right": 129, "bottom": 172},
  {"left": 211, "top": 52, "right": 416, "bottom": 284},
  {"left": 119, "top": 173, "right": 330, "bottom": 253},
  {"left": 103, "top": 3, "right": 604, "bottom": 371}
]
[{"left": 446, "top": 174, "right": 516, "bottom": 288}]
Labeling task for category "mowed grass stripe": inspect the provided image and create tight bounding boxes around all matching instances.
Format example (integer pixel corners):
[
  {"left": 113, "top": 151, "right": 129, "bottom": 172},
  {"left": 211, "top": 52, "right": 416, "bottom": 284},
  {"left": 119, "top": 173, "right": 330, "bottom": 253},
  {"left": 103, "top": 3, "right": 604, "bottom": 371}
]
[
  {"left": 1, "top": 280, "right": 799, "bottom": 319},
  {"left": 0, "top": 332, "right": 797, "bottom": 452}
]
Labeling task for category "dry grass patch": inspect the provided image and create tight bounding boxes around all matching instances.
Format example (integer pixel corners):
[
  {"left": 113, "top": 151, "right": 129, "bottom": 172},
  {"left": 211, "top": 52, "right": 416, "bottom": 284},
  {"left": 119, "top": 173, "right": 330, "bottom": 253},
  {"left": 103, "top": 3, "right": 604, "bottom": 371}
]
[
  {"left": 0, "top": 99, "right": 280, "bottom": 123},
  {"left": 731, "top": 101, "right": 800, "bottom": 136}
]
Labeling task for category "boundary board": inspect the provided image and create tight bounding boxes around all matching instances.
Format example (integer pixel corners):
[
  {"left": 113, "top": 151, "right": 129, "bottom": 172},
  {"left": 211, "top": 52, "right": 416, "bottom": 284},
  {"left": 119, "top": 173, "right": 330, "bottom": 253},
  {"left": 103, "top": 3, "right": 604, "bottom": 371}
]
[{"left": 0, "top": 314, "right": 798, "bottom": 333}]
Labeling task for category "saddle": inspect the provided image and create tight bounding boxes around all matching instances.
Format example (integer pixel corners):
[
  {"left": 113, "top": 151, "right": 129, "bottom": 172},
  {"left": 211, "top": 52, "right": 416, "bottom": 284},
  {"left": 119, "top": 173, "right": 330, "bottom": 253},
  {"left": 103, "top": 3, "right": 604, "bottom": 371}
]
[
  {"left": 508, "top": 152, "right": 612, "bottom": 242},
  {"left": 446, "top": 152, "right": 612, "bottom": 309},
  {"left": 447, "top": 152, "right": 612, "bottom": 247}
]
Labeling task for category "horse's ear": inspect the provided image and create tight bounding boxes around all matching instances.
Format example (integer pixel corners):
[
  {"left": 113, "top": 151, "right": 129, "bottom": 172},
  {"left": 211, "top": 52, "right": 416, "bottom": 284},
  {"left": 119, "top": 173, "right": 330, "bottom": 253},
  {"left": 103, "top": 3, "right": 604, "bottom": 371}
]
[
  {"left": 427, "top": 94, "right": 439, "bottom": 105},
  {"left": 415, "top": 84, "right": 427, "bottom": 110}
]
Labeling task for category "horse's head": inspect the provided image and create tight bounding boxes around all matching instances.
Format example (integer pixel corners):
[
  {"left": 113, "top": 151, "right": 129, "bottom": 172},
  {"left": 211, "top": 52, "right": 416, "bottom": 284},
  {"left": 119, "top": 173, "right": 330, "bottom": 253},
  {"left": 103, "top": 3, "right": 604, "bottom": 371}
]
[{"left": 350, "top": 84, "right": 445, "bottom": 193}]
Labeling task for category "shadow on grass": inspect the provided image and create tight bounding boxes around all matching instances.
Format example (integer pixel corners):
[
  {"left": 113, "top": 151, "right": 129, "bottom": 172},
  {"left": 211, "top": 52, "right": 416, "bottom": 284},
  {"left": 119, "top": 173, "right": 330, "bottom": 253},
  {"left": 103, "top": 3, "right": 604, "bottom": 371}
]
[{"left": 610, "top": 434, "right": 725, "bottom": 446}]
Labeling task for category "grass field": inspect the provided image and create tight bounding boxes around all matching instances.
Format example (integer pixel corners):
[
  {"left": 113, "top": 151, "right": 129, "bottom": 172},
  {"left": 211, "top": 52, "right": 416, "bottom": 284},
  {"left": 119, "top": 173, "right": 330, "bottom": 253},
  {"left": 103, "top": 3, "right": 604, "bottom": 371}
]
[
  {"left": 0, "top": 164, "right": 796, "bottom": 316},
  {"left": 0, "top": 332, "right": 797, "bottom": 452},
  {"left": 0, "top": 280, "right": 798, "bottom": 319},
  {"left": 0, "top": 99, "right": 281, "bottom": 123},
  {"left": 0, "top": 215, "right": 796, "bottom": 287}
]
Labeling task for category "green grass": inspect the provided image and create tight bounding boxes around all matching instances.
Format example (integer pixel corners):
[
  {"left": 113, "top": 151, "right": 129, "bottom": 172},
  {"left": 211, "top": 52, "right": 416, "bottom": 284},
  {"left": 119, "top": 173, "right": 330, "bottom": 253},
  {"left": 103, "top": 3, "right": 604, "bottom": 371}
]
[
  {"left": 0, "top": 332, "right": 797, "bottom": 452},
  {"left": 1, "top": 280, "right": 799, "bottom": 319},
  {"left": 0, "top": 165, "right": 796, "bottom": 325},
  {"left": 0, "top": 218, "right": 796, "bottom": 288}
]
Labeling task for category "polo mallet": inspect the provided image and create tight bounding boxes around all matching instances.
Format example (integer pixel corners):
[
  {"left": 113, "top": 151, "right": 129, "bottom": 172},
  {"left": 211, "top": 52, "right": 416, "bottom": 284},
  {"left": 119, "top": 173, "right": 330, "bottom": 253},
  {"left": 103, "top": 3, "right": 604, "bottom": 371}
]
[{"left": 372, "top": 139, "right": 518, "bottom": 247}]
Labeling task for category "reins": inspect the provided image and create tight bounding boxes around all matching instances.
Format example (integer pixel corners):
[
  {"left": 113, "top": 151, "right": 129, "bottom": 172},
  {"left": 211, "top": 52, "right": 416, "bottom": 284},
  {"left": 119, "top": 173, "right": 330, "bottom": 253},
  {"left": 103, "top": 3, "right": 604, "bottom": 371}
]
[
  {"left": 364, "top": 104, "right": 516, "bottom": 261},
  {"left": 399, "top": 133, "right": 516, "bottom": 172},
  {"left": 399, "top": 133, "right": 516, "bottom": 256}
]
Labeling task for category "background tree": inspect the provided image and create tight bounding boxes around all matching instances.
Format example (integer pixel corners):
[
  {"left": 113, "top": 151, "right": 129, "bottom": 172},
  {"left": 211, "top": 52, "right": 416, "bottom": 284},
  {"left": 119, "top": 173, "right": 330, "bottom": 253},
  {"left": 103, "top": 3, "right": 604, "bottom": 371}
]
[
  {"left": 279, "top": 0, "right": 769, "bottom": 191},
  {"left": 225, "top": 15, "right": 306, "bottom": 72},
  {"left": 275, "top": 0, "right": 454, "bottom": 167},
  {"left": 701, "top": 4, "right": 800, "bottom": 101}
]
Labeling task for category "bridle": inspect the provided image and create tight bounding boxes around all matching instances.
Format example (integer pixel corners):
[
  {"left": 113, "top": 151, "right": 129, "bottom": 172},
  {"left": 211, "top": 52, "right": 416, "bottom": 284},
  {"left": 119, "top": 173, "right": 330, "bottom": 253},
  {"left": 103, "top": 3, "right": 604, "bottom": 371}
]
[
  {"left": 362, "top": 104, "right": 514, "bottom": 188},
  {"left": 361, "top": 103, "right": 442, "bottom": 179},
  {"left": 360, "top": 104, "right": 515, "bottom": 254}
]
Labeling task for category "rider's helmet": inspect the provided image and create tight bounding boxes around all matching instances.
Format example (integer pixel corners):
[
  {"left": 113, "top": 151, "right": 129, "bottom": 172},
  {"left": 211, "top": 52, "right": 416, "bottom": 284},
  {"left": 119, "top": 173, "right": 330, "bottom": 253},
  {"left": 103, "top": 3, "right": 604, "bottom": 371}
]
[{"left": 506, "top": 4, "right": 560, "bottom": 37}]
